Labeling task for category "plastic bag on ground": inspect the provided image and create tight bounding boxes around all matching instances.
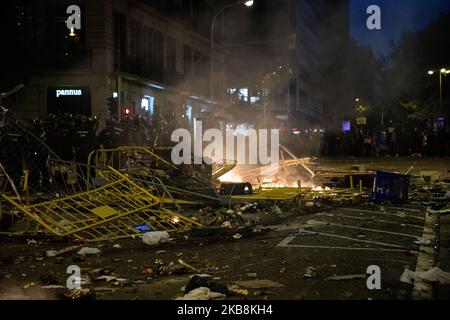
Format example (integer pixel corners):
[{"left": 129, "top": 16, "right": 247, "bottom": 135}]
[
  {"left": 142, "top": 231, "right": 170, "bottom": 246},
  {"left": 176, "top": 287, "right": 225, "bottom": 300}
]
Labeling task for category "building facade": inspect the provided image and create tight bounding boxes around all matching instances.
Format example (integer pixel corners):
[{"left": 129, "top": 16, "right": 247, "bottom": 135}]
[{"left": 0, "top": 0, "right": 225, "bottom": 130}]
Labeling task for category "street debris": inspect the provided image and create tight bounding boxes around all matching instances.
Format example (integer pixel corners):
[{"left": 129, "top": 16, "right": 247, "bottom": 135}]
[
  {"left": 77, "top": 247, "right": 102, "bottom": 255},
  {"left": 176, "top": 275, "right": 228, "bottom": 300},
  {"left": 65, "top": 289, "right": 96, "bottom": 300},
  {"left": 142, "top": 231, "right": 170, "bottom": 246},
  {"left": 46, "top": 245, "right": 81, "bottom": 257},
  {"left": 414, "top": 237, "right": 432, "bottom": 245},
  {"left": 94, "top": 275, "right": 127, "bottom": 283},
  {"left": 400, "top": 267, "right": 450, "bottom": 285},
  {"left": 303, "top": 266, "right": 318, "bottom": 278},
  {"left": 178, "top": 259, "right": 199, "bottom": 273},
  {"left": 232, "top": 279, "right": 284, "bottom": 289},
  {"left": 326, "top": 274, "right": 366, "bottom": 281},
  {"left": 176, "top": 287, "right": 225, "bottom": 300},
  {"left": 228, "top": 285, "right": 249, "bottom": 296},
  {"left": 158, "top": 262, "right": 188, "bottom": 276}
]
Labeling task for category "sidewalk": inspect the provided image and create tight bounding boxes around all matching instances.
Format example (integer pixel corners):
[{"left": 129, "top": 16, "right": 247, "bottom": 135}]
[{"left": 436, "top": 214, "right": 450, "bottom": 299}]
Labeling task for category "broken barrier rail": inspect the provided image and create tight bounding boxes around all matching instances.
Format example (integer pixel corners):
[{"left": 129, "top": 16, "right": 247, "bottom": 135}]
[
  {"left": 1, "top": 167, "right": 201, "bottom": 242},
  {"left": 87, "top": 146, "right": 219, "bottom": 205}
]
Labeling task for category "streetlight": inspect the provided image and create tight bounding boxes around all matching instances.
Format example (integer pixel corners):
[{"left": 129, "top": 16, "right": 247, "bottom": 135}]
[
  {"left": 428, "top": 68, "right": 449, "bottom": 114},
  {"left": 210, "top": 0, "right": 254, "bottom": 110}
]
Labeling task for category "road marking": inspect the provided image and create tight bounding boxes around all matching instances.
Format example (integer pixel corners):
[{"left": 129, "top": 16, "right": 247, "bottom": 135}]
[
  {"left": 342, "top": 208, "right": 424, "bottom": 220},
  {"left": 277, "top": 235, "right": 416, "bottom": 253},
  {"left": 324, "top": 213, "right": 424, "bottom": 230},
  {"left": 307, "top": 220, "right": 422, "bottom": 239},
  {"left": 411, "top": 210, "right": 437, "bottom": 300},
  {"left": 277, "top": 229, "right": 408, "bottom": 249},
  {"left": 388, "top": 206, "right": 423, "bottom": 213}
]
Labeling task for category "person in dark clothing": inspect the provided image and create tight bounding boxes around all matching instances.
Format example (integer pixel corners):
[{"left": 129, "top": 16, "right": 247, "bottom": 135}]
[
  {"left": 26, "top": 119, "right": 50, "bottom": 191},
  {"left": 72, "top": 116, "right": 97, "bottom": 188},
  {"left": 50, "top": 114, "right": 74, "bottom": 161},
  {"left": 0, "top": 111, "right": 25, "bottom": 192},
  {"left": 98, "top": 119, "right": 115, "bottom": 149}
]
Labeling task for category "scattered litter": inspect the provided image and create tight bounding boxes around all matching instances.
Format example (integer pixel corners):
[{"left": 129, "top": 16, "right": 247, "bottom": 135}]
[
  {"left": 141, "top": 268, "right": 155, "bottom": 275},
  {"left": 232, "top": 279, "right": 284, "bottom": 289},
  {"left": 112, "top": 244, "right": 122, "bottom": 249},
  {"left": 94, "top": 275, "right": 127, "bottom": 283},
  {"left": 183, "top": 275, "right": 228, "bottom": 297},
  {"left": 46, "top": 245, "right": 81, "bottom": 257},
  {"left": 414, "top": 237, "right": 432, "bottom": 245},
  {"left": 228, "top": 284, "right": 249, "bottom": 296},
  {"left": 400, "top": 267, "right": 450, "bottom": 285},
  {"left": 271, "top": 205, "right": 282, "bottom": 215},
  {"left": 158, "top": 263, "right": 187, "bottom": 276},
  {"left": 23, "top": 282, "right": 36, "bottom": 289},
  {"left": 326, "top": 274, "right": 366, "bottom": 281},
  {"left": 176, "top": 287, "right": 225, "bottom": 300},
  {"left": 77, "top": 247, "right": 102, "bottom": 255},
  {"left": 303, "top": 266, "right": 317, "bottom": 278},
  {"left": 156, "top": 250, "right": 167, "bottom": 254},
  {"left": 41, "top": 285, "right": 65, "bottom": 289},
  {"left": 178, "top": 259, "right": 199, "bottom": 273},
  {"left": 142, "top": 231, "right": 170, "bottom": 246},
  {"left": 247, "top": 273, "right": 257, "bottom": 278},
  {"left": 233, "top": 233, "right": 242, "bottom": 239},
  {"left": 65, "top": 288, "right": 95, "bottom": 300},
  {"left": 27, "top": 239, "right": 37, "bottom": 245}
]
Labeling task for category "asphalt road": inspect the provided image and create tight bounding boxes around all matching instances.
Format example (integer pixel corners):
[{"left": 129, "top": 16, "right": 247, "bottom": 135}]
[
  {"left": 0, "top": 157, "right": 448, "bottom": 300},
  {"left": 0, "top": 202, "right": 440, "bottom": 300}
]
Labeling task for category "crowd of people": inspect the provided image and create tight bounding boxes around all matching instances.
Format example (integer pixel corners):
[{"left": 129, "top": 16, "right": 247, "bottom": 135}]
[
  {"left": 283, "top": 124, "right": 450, "bottom": 158},
  {"left": 0, "top": 110, "right": 178, "bottom": 192}
]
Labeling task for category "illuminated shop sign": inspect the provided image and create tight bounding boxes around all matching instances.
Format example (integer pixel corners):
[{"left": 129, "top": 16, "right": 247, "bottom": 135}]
[{"left": 56, "top": 89, "right": 83, "bottom": 97}]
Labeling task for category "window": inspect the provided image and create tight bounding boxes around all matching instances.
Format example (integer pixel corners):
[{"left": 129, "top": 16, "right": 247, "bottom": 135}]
[{"left": 142, "top": 96, "right": 155, "bottom": 115}]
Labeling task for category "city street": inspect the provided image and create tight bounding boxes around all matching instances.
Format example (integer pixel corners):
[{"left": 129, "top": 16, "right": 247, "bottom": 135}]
[
  {"left": 1, "top": 158, "right": 448, "bottom": 300},
  {"left": 1, "top": 0, "right": 450, "bottom": 306}
]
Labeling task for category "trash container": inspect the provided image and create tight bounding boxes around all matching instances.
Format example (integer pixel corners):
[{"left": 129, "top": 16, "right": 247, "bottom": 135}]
[{"left": 371, "top": 171, "right": 410, "bottom": 204}]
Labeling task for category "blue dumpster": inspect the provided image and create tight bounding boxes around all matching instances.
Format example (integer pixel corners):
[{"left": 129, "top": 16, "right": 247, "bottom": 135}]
[{"left": 371, "top": 171, "right": 410, "bottom": 204}]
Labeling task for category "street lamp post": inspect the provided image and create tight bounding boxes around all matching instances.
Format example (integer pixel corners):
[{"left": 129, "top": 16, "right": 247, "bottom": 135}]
[
  {"left": 210, "top": 1, "right": 254, "bottom": 110},
  {"left": 428, "top": 68, "right": 450, "bottom": 114}
]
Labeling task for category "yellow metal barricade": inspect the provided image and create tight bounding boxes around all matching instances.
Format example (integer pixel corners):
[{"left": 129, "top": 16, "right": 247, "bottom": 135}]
[{"left": 1, "top": 167, "right": 201, "bottom": 242}]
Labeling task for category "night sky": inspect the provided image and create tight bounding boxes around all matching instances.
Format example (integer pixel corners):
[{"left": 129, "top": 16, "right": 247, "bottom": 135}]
[{"left": 350, "top": 0, "right": 450, "bottom": 56}]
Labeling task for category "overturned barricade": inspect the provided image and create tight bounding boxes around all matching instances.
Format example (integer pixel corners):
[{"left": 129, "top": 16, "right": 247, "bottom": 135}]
[
  {"left": 87, "top": 146, "right": 220, "bottom": 206},
  {"left": 1, "top": 167, "right": 200, "bottom": 242},
  {"left": 0, "top": 110, "right": 201, "bottom": 241}
]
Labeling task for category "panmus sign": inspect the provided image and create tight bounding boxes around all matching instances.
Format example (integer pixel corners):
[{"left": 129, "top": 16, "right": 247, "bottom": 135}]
[{"left": 56, "top": 89, "right": 83, "bottom": 97}]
